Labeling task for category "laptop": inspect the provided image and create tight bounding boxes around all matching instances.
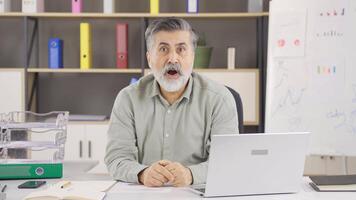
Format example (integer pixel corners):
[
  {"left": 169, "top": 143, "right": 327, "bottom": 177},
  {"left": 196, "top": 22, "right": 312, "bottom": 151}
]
[{"left": 191, "top": 132, "right": 310, "bottom": 197}]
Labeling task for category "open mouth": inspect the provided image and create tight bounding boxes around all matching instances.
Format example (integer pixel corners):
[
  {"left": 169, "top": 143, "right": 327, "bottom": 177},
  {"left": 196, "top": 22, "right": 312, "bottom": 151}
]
[{"left": 167, "top": 69, "right": 178, "bottom": 76}]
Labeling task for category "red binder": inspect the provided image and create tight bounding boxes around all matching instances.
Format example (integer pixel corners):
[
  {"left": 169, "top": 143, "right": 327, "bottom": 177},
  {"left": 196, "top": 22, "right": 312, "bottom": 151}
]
[{"left": 116, "top": 23, "right": 128, "bottom": 69}]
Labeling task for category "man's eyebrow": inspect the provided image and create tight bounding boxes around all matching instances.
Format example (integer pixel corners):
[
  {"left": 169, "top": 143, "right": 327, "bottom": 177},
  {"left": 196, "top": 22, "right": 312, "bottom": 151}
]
[
  {"left": 158, "top": 42, "right": 169, "bottom": 46},
  {"left": 176, "top": 42, "right": 187, "bottom": 46},
  {"left": 158, "top": 42, "right": 187, "bottom": 46}
]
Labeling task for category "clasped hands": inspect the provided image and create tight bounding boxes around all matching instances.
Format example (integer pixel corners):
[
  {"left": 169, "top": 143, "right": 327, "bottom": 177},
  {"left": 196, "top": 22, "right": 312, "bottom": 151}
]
[{"left": 138, "top": 160, "right": 192, "bottom": 187}]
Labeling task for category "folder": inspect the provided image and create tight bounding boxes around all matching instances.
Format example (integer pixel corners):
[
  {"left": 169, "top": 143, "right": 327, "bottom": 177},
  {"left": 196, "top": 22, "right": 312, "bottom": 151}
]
[
  {"left": 0, "top": 0, "right": 11, "bottom": 12},
  {"left": 80, "top": 23, "right": 92, "bottom": 70},
  {"left": 150, "top": 0, "right": 159, "bottom": 15},
  {"left": 187, "top": 0, "right": 198, "bottom": 13},
  {"left": 116, "top": 23, "right": 128, "bottom": 69},
  {"left": 22, "top": 0, "right": 44, "bottom": 13},
  {"left": 72, "top": 0, "right": 82, "bottom": 13},
  {"left": 48, "top": 38, "right": 63, "bottom": 69},
  {"left": 103, "top": 0, "right": 115, "bottom": 14}
]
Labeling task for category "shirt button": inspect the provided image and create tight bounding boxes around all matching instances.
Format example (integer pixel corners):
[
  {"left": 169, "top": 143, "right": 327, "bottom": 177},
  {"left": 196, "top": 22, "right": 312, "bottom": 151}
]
[
  {"left": 165, "top": 133, "right": 169, "bottom": 137},
  {"left": 167, "top": 109, "right": 171, "bottom": 114}
]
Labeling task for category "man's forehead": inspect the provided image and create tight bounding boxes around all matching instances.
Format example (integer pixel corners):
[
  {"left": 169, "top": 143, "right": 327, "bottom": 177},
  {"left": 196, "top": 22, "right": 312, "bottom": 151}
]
[{"left": 153, "top": 30, "right": 191, "bottom": 45}]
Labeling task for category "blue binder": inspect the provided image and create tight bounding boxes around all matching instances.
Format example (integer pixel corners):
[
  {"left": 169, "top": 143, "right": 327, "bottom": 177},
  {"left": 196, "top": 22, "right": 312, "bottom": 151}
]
[{"left": 48, "top": 38, "right": 63, "bottom": 69}]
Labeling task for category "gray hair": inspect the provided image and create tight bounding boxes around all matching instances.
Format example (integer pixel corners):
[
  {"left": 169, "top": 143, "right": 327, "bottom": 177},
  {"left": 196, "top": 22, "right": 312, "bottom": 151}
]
[{"left": 145, "top": 18, "right": 198, "bottom": 51}]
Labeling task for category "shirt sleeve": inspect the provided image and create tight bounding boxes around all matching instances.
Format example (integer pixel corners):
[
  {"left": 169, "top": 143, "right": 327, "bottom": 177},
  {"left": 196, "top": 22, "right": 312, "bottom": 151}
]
[
  {"left": 188, "top": 89, "right": 239, "bottom": 184},
  {"left": 104, "top": 89, "right": 147, "bottom": 183}
]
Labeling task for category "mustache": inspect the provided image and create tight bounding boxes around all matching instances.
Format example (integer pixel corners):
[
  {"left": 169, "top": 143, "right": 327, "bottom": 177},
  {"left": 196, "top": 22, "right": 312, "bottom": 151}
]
[{"left": 163, "top": 63, "right": 183, "bottom": 75}]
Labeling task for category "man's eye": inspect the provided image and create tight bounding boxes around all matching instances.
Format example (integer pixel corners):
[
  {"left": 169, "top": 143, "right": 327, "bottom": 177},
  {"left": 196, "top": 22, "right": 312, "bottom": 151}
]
[
  {"left": 177, "top": 47, "right": 186, "bottom": 53},
  {"left": 159, "top": 47, "right": 168, "bottom": 52}
]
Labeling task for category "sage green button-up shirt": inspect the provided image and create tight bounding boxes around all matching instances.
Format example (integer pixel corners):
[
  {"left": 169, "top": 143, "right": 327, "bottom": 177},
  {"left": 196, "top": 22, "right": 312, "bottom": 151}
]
[{"left": 105, "top": 72, "right": 239, "bottom": 184}]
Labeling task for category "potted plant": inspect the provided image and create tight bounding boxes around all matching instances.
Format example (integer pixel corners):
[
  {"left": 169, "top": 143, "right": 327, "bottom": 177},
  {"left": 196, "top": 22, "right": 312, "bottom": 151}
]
[{"left": 193, "top": 33, "right": 213, "bottom": 69}]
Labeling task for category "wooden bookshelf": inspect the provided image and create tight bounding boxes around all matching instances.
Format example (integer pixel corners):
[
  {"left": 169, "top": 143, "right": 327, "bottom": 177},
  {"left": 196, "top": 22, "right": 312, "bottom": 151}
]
[
  {"left": 27, "top": 68, "right": 142, "bottom": 73},
  {"left": 0, "top": 12, "right": 269, "bottom": 18}
]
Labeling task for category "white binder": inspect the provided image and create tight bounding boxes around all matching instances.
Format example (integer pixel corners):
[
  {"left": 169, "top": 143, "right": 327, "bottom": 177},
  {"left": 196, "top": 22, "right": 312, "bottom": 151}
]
[
  {"left": 22, "top": 0, "right": 44, "bottom": 13},
  {"left": 103, "top": 0, "right": 115, "bottom": 13},
  {"left": 187, "top": 0, "right": 198, "bottom": 13},
  {"left": 0, "top": 0, "right": 11, "bottom": 12}
]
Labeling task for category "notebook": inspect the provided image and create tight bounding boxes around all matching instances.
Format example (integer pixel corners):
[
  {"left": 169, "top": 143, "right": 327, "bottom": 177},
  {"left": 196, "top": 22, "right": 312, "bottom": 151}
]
[
  {"left": 309, "top": 175, "right": 356, "bottom": 192},
  {"left": 24, "top": 180, "right": 116, "bottom": 200}
]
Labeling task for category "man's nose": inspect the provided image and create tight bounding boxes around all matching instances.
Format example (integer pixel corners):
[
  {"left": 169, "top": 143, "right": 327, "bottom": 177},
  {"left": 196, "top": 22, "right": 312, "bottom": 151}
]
[{"left": 167, "top": 51, "right": 179, "bottom": 64}]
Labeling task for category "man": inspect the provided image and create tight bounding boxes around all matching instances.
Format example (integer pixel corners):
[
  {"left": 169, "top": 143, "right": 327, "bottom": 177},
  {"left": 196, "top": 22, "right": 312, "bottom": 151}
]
[{"left": 105, "top": 18, "right": 238, "bottom": 187}]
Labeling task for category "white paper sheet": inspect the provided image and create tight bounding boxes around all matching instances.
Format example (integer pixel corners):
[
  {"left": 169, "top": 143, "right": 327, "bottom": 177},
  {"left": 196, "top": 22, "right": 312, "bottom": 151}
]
[{"left": 109, "top": 182, "right": 172, "bottom": 194}]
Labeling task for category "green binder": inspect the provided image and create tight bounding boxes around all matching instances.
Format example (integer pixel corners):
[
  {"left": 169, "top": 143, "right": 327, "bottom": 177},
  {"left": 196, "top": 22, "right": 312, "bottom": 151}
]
[{"left": 0, "top": 162, "right": 62, "bottom": 179}]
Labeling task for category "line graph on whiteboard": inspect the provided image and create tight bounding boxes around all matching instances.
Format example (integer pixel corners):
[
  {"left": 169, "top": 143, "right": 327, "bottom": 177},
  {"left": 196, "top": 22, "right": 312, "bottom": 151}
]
[
  {"left": 326, "top": 108, "right": 356, "bottom": 134},
  {"left": 271, "top": 88, "right": 307, "bottom": 130}
]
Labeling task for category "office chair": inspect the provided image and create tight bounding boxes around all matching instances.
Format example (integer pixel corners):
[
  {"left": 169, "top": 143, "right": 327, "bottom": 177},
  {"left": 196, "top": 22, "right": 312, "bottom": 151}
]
[{"left": 225, "top": 86, "right": 244, "bottom": 133}]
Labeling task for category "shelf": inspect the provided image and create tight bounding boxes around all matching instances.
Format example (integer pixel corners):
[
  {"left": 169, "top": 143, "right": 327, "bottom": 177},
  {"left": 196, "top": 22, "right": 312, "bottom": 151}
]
[
  {"left": 69, "top": 120, "right": 110, "bottom": 125},
  {"left": 0, "top": 12, "right": 269, "bottom": 18},
  {"left": 27, "top": 68, "right": 142, "bottom": 73},
  {"left": 27, "top": 68, "right": 257, "bottom": 74},
  {"left": 0, "top": 141, "right": 59, "bottom": 149}
]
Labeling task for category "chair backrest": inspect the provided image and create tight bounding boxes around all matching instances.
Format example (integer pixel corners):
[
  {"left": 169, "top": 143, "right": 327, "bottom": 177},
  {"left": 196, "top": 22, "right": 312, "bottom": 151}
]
[{"left": 225, "top": 86, "right": 244, "bottom": 133}]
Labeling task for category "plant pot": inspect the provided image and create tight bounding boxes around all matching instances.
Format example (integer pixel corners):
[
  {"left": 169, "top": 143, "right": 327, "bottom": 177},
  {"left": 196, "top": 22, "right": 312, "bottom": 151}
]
[{"left": 194, "top": 46, "right": 213, "bottom": 68}]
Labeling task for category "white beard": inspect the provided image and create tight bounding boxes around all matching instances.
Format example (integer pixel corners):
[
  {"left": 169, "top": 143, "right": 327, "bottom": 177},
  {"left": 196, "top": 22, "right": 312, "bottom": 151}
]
[{"left": 152, "top": 63, "right": 191, "bottom": 92}]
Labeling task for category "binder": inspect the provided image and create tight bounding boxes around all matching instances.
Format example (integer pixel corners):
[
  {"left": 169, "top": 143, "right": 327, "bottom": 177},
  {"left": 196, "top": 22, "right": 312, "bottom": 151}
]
[
  {"left": 22, "top": 0, "right": 44, "bottom": 13},
  {"left": 80, "top": 23, "right": 92, "bottom": 69},
  {"left": 103, "top": 0, "right": 115, "bottom": 13},
  {"left": 0, "top": 0, "right": 11, "bottom": 12},
  {"left": 48, "top": 38, "right": 63, "bottom": 69},
  {"left": 150, "top": 0, "right": 159, "bottom": 15},
  {"left": 187, "top": 0, "right": 198, "bottom": 13},
  {"left": 72, "top": 0, "right": 82, "bottom": 13},
  {"left": 0, "top": 162, "right": 62, "bottom": 179},
  {"left": 116, "top": 23, "right": 128, "bottom": 69}
]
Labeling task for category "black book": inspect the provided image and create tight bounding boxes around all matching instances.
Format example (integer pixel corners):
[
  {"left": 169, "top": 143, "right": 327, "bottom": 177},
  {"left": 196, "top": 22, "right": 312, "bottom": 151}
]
[{"left": 309, "top": 175, "right": 356, "bottom": 192}]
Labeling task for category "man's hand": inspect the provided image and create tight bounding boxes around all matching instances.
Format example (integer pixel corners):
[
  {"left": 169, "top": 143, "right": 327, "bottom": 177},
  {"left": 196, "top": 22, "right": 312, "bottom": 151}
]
[
  {"left": 138, "top": 160, "right": 175, "bottom": 187},
  {"left": 164, "top": 162, "right": 193, "bottom": 187}
]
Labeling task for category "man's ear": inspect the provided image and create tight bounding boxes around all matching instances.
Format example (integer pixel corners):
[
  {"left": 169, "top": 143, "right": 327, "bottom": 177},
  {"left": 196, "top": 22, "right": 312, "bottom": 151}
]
[{"left": 146, "top": 51, "right": 152, "bottom": 69}]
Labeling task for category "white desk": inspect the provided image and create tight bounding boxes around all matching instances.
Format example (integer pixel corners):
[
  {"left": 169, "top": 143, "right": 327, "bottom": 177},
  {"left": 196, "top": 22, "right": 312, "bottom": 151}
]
[{"left": 1, "top": 161, "right": 355, "bottom": 200}]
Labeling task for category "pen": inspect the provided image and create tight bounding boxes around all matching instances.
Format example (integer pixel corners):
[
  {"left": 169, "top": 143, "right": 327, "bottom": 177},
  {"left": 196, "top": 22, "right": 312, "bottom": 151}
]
[
  {"left": 60, "top": 181, "right": 71, "bottom": 189},
  {"left": 1, "top": 184, "right": 6, "bottom": 192}
]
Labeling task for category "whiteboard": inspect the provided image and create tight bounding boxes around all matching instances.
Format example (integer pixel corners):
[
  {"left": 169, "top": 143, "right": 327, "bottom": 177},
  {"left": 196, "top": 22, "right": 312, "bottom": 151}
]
[
  {"left": 0, "top": 69, "right": 25, "bottom": 113},
  {"left": 266, "top": 0, "right": 356, "bottom": 155},
  {"left": 145, "top": 69, "right": 260, "bottom": 125}
]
